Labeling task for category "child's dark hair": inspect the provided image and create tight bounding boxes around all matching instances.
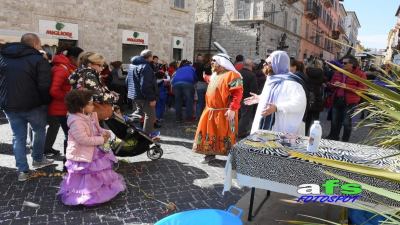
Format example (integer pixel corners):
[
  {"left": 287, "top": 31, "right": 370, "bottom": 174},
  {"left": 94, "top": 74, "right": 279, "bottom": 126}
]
[
  {"left": 113, "top": 105, "right": 121, "bottom": 112},
  {"left": 290, "top": 59, "right": 305, "bottom": 74},
  {"left": 65, "top": 89, "right": 94, "bottom": 113},
  {"left": 156, "top": 70, "right": 165, "bottom": 79}
]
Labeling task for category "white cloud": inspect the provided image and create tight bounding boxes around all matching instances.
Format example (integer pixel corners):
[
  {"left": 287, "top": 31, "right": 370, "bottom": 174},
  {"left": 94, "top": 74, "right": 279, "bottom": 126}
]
[{"left": 358, "top": 34, "right": 388, "bottom": 49}]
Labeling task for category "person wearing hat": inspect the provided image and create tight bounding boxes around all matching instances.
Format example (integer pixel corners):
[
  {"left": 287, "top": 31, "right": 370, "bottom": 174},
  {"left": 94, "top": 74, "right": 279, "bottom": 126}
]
[{"left": 193, "top": 53, "right": 243, "bottom": 164}]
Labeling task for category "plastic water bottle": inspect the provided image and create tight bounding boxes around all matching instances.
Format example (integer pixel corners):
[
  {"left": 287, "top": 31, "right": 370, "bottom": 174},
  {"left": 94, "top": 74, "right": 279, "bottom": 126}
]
[{"left": 307, "top": 121, "right": 322, "bottom": 153}]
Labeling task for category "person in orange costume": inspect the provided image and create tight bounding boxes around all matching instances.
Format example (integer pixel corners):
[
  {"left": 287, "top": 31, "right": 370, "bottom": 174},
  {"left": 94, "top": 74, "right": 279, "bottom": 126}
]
[{"left": 193, "top": 53, "right": 243, "bottom": 164}]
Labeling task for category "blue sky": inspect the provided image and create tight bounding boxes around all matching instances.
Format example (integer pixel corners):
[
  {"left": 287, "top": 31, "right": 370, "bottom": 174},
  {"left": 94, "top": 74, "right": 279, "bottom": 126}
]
[{"left": 342, "top": 0, "right": 400, "bottom": 49}]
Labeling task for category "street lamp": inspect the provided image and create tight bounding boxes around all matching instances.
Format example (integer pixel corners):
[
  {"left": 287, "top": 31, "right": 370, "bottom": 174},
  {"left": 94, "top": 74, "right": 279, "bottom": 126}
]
[
  {"left": 249, "top": 23, "right": 261, "bottom": 55},
  {"left": 208, "top": 0, "right": 215, "bottom": 53}
]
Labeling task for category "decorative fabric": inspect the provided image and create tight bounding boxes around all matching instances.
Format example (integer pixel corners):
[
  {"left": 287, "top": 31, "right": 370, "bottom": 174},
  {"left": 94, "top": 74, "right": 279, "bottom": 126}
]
[
  {"left": 69, "top": 67, "right": 119, "bottom": 104},
  {"left": 58, "top": 148, "right": 126, "bottom": 206},
  {"left": 228, "top": 131, "right": 400, "bottom": 208},
  {"left": 251, "top": 51, "right": 307, "bottom": 134},
  {"left": 193, "top": 71, "right": 243, "bottom": 156},
  {"left": 212, "top": 53, "right": 240, "bottom": 76}
]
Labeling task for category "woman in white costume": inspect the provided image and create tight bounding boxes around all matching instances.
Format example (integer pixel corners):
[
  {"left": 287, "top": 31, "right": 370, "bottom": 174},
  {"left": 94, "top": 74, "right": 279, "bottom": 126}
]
[{"left": 245, "top": 51, "right": 307, "bottom": 135}]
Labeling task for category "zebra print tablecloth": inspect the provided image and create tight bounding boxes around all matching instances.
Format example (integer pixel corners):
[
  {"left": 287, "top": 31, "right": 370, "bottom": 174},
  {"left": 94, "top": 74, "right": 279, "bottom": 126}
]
[{"left": 229, "top": 130, "right": 400, "bottom": 208}]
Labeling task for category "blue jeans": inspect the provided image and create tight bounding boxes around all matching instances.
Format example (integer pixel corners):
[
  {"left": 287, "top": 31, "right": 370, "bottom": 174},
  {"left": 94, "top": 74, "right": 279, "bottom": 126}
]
[
  {"left": 156, "top": 94, "right": 167, "bottom": 119},
  {"left": 4, "top": 105, "right": 47, "bottom": 172},
  {"left": 330, "top": 103, "right": 356, "bottom": 142},
  {"left": 196, "top": 82, "right": 207, "bottom": 120},
  {"left": 173, "top": 83, "right": 195, "bottom": 121}
]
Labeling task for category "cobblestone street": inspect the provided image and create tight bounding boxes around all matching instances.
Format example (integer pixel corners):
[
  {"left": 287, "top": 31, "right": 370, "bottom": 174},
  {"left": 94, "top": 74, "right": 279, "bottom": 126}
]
[
  {"left": 0, "top": 110, "right": 245, "bottom": 225},
  {"left": 0, "top": 109, "right": 369, "bottom": 225}
]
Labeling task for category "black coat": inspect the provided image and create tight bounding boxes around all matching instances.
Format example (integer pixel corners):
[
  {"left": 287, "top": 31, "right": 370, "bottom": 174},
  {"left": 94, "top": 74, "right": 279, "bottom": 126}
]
[
  {"left": 127, "top": 56, "right": 157, "bottom": 101},
  {"left": 0, "top": 43, "right": 51, "bottom": 112},
  {"left": 305, "top": 67, "right": 325, "bottom": 112},
  {"left": 239, "top": 68, "right": 258, "bottom": 99}
]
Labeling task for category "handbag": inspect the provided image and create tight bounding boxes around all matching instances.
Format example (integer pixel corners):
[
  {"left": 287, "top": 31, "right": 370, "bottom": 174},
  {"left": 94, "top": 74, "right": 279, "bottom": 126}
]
[
  {"left": 93, "top": 102, "right": 113, "bottom": 120},
  {"left": 333, "top": 96, "right": 346, "bottom": 108},
  {"left": 333, "top": 74, "right": 347, "bottom": 108}
]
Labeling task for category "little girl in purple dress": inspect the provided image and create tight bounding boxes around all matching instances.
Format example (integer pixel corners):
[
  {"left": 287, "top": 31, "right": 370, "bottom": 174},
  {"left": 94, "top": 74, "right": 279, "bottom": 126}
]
[{"left": 58, "top": 90, "right": 125, "bottom": 206}]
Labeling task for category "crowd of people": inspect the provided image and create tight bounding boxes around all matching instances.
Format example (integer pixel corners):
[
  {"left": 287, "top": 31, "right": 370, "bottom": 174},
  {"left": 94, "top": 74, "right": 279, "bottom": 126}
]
[{"left": 0, "top": 32, "right": 376, "bottom": 207}]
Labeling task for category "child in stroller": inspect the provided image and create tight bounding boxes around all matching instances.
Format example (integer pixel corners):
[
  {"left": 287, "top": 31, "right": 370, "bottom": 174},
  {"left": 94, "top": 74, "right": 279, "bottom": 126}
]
[{"left": 104, "top": 106, "right": 163, "bottom": 160}]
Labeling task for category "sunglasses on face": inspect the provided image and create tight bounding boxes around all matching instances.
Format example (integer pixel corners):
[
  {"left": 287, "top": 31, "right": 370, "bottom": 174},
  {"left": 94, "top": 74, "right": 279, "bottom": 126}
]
[
  {"left": 263, "top": 61, "right": 271, "bottom": 66},
  {"left": 342, "top": 61, "right": 350, "bottom": 65},
  {"left": 90, "top": 61, "right": 104, "bottom": 68}
]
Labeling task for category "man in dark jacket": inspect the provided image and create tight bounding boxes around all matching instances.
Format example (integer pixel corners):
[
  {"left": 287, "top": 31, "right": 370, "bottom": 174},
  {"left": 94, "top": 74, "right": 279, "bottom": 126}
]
[
  {"left": 304, "top": 60, "right": 325, "bottom": 135},
  {"left": 0, "top": 33, "right": 54, "bottom": 181},
  {"left": 127, "top": 49, "right": 158, "bottom": 137},
  {"left": 238, "top": 59, "right": 258, "bottom": 138}
]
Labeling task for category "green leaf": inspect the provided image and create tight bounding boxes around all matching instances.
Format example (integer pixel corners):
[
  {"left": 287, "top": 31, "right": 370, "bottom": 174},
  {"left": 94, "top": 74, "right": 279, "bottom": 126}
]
[
  {"left": 275, "top": 220, "right": 325, "bottom": 225},
  {"left": 297, "top": 214, "right": 342, "bottom": 225},
  {"left": 356, "top": 92, "right": 400, "bottom": 122},
  {"left": 327, "top": 62, "right": 400, "bottom": 102},
  {"left": 55, "top": 22, "right": 64, "bottom": 31},
  {"left": 323, "top": 171, "right": 400, "bottom": 201}
]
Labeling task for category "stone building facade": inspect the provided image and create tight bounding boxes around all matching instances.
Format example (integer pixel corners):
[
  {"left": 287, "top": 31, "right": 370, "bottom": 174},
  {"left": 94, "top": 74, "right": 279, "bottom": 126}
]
[
  {"left": 345, "top": 11, "right": 361, "bottom": 55},
  {"left": 338, "top": 3, "right": 350, "bottom": 58},
  {"left": 298, "top": 0, "right": 343, "bottom": 61},
  {"left": 0, "top": 0, "right": 196, "bottom": 64},
  {"left": 195, "top": 0, "right": 303, "bottom": 60}
]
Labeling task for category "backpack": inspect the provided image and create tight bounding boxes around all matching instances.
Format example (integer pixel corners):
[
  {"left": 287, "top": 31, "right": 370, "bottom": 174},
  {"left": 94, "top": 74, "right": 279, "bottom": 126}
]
[{"left": 0, "top": 54, "right": 7, "bottom": 110}]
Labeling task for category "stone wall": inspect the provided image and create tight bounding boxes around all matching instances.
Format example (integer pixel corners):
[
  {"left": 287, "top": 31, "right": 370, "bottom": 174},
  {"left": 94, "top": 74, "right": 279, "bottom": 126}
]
[
  {"left": 195, "top": 0, "right": 303, "bottom": 60},
  {"left": 0, "top": 0, "right": 196, "bottom": 62}
]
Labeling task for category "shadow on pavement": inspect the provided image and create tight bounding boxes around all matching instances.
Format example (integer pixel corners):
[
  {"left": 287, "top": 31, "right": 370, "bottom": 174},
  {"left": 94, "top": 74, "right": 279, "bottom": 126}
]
[
  {"left": 0, "top": 158, "right": 245, "bottom": 225},
  {"left": 207, "top": 159, "right": 227, "bottom": 168},
  {"left": 159, "top": 140, "right": 193, "bottom": 149},
  {"left": 0, "top": 143, "right": 14, "bottom": 156}
]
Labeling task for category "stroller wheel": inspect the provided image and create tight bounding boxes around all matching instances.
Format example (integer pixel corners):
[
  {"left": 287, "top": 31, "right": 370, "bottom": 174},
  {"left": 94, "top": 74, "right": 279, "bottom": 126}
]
[{"left": 147, "top": 146, "right": 163, "bottom": 160}]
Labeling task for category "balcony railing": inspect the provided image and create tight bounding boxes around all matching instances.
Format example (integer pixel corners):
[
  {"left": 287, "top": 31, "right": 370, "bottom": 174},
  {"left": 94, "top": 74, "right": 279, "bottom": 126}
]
[
  {"left": 332, "top": 30, "right": 340, "bottom": 40},
  {"left": 338, "top": 23, "right": 345, "bottom": 34},
  {"left": 305, "top": 0, "right": 319, "bottom": 21},
  {"left": 323, "top": 0, "right": 333, "bottom": 8},
  {"left": 284, "top": 0, "right": 300, "bottom": 4}
]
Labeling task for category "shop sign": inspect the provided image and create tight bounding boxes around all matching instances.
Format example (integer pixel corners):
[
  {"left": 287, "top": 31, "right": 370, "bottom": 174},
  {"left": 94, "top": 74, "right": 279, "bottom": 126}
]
[
  {"left": 122, "top": 30, "right": 148, "bottom": 46},
  {"left": 173, "top": 36, "right": 184, "bottom": 49},
  {"left": 39, "top": 20, "right": 78, "bottom": 40}
]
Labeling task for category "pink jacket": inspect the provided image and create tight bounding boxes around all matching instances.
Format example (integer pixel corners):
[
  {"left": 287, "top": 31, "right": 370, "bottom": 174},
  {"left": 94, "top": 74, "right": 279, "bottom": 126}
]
[{"left": 66, "top": 112, "right": 107, "bottom": 163}]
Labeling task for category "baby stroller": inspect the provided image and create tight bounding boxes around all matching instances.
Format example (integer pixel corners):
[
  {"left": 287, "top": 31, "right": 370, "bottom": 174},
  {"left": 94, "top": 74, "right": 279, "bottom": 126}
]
[{"left": 105, "top": 113, "right": 163, "bottom": 160}]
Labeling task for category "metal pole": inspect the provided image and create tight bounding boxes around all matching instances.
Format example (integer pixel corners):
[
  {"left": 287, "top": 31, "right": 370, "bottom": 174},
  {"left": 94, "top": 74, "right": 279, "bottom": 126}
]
[
  {"left": 248, "top": 187, "right": 255, "bottom": 221},
  {"left": 208, "top": 0, "right": 215, "bottom": 53}
]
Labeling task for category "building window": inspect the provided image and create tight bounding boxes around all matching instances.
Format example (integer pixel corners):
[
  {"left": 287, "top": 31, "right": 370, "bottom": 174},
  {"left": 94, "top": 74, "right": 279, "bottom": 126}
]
[
  {"left": 283, "top": 11, "right": 288, "bottom": 29},
  {"left": 292, "top": 18, "right": 298, "bottom": 34},
  {"left": 173, "top": 0, "right": 185, "bottom": 9},
  {"left": 306, "top": 23, "right": 309, "bottom": 39},
  {"left": 237, "top": 0, "right": 251, "bottom": 20},
  {"left": 270, "top": 3, "right": 275, "bottom": 24},
  {"left": 173, "top": 48, "right": 183, "bottom": 61}
]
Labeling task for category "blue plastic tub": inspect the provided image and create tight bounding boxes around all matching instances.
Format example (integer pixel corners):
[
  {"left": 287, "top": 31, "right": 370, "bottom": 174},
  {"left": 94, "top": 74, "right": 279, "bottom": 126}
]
[
  {"left": 348, "top": 208, "right": 385, "bottom": 225},
  {"left": 155, "top": 206, "right": 243, "bottom": 225}
]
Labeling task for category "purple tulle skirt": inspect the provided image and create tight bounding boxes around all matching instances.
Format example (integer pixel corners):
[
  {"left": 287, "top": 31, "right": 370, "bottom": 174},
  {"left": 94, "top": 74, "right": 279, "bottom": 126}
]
[{"left": 58, "top": 148, "right": 126, "bottom": 206}]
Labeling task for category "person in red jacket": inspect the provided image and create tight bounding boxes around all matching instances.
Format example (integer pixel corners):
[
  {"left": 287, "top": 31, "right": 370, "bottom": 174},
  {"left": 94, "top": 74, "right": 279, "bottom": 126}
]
[
  {"left": 44, "top": 46, "right": 83, "bottom": 156},
  {"left": 326, "top": 55, "right": 367, "bottom": 142}
]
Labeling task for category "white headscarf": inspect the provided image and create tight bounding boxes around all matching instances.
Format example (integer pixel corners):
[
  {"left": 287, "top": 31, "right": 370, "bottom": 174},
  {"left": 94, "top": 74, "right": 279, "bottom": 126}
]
[{"left": 212, "top": 53, "right": 241, "bottom": 76}]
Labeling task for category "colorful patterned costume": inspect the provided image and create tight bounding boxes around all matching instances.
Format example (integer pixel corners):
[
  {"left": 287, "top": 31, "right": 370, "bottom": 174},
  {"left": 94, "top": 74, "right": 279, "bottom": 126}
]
[{"left": 193, "top": 71, "right": 243, "bottom": 155}]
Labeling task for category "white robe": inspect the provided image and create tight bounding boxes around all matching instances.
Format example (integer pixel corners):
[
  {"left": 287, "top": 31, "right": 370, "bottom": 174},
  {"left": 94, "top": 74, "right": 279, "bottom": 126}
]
[{"left": 251, "top": 79, "right": 307, "bottom": 135}]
